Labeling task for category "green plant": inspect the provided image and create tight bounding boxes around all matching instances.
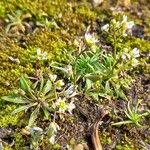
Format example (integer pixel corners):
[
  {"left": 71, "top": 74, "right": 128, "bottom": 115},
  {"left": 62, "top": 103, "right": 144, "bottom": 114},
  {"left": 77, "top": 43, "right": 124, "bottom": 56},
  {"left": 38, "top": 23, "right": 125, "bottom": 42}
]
[
  {"left": 75, "top": 53, "right": 101, "bottom": 77},
  {"left": 101, "top": 15, "right": 134, "bottom": 58},
  {"left": 1, "top": 74, "right": 75, "bottom": 127},
  {"left": 112, "top": 100, "right": 150, "bottom": 127},
  {"left": 83, "top": 16, "right": 139, "bottom": 100},
  {"left": 51, "top": 15, "right": 140, "bottom": 101},
  {"left": 5, "top": 10, "right": 32, "bottom": 33}
]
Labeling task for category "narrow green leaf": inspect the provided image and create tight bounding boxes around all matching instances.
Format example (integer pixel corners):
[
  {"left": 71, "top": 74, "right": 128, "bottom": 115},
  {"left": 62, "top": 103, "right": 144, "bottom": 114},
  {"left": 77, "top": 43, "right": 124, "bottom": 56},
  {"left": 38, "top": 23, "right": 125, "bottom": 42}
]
[
  {"left": 1, "top": 95, "right": 28, "bottom": 104},
  {"left": 136, "top": 122, "right": 143, "bottom": 128},
  {"left": 112, "top": 120, "right": 133, "bottom": 126},
  {"left": 11, "top": 103, "right": 37, "bottom": 114},
  {"left": 85, "top": 74, "right": 101, "bottom": 82},
  {"left": 32, "top": 80, "right": 39, "bottom": 89},
  {"left": 105, "top": 81, "right": 110, "bottom": 91},
  {"left": 124, "top": 110, "right": 133, "bottom": 120},
  {"left": 127, "top": 101, "right": 134, "bottom": 116},
  {"left": 39, "top": 75, "right": 44, "bottom": 93},
  {"left": 28, "top": 105, "right": 40, "bottom": 127},
  {"left": 91, "top": 93, "right": 99, "bottom": 101},
  {"left": 42, "top": 107, "right": 49, "bottom": 120},
  {"left": 85, "top": 78, "right": 92, "bottom": 91},
  {"left": 42, "top": 80, "right": 52, "bottom": 95},
  {"left": 117, "top": 89, "right": 127, "bottom": 100},
  {"left": 20, "top": 75, "right": 31, "bottom": 93},
  {"left": 134, "top": 99, "right": 142, "bottom": 114}
]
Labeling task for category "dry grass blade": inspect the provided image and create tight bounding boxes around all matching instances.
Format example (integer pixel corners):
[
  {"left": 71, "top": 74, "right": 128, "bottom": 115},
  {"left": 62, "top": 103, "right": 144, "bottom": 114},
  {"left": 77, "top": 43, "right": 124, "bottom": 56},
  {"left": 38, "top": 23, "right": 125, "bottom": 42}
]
[{"left": 91, "top": 108, "right": 108, "bottom": 150}]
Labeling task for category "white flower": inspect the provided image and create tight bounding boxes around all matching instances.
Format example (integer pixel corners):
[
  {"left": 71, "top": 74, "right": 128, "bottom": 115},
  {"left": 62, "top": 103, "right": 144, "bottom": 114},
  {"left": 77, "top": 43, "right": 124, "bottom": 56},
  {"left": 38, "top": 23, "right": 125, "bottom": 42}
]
[
  {"left": 49, "top": 135, "right": 56, "bottom": 145},
  {"left": 131, "top": 58, "right": 139, "bottom": 66},
  {"left": 55, "top": 80, "right": 65, "bottom": 89},
  {"left": 127, "top": 21, "right": 134, "bottom": 29},
  {"left": 85, "top": 33, "right": 98, "bottom": 46},
  {"left": 122, "top": 15, "right": 134, "bottom": 30},
  {"left": 101, "top": 24, "right": 109, "bottom": 32},
  {"left": 65, "top": 65, "right": 73, "bottom": 76},
  {"left": 112, "top": 19, "right": 120, "bottom": 28},
  {"left": 54, "top": 97, "right": 67, "bottom": 113},
  {"left": 67, "top": 100, "right": 75, "bottom": 114},
  {"left": 37, "top": 48, "right": 48, "bottom": 60},
  {"left": 49, "top": 74, "right": 57, "bottom": 82},
  {"left": 132, "top": 48, "right": 140, "bottom": 58},
  {"left": 122, "top": 54, "right": 127, "bottom": 60},
  {"left": 122, "top": 15, "right": 128, "bottom": 23}
]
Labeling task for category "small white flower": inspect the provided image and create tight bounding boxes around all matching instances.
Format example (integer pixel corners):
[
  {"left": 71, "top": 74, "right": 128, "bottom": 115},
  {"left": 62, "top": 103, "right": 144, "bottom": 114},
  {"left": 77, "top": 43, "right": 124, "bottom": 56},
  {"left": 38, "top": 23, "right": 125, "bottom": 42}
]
[
  {"left": 49, "top": 74, "right": 57, "bottom": 82},
  {"left": 65, "top": 65, "right": 73, "bottom": 76},
  {"left": 85, "top": 33, "right": 98, "bottom": 46},
  {"left": 54, "top": 97, "right": 67, "bottom": 113},
  {"left": 55, "top": 80, "right": 65, "bottom": 89},
  {"left": 101, "top": 24, "right": 109, "bottom": 32},
  {"left": 123, "top": 33, "right": 128, "bottom": 37},
  {"left": 132, "top": 48, "right": 140, "bottom": 58},
  {"left": 49, "top": 135, "right": 56, "bottom": 144},
  {"left": 127, "top": 21, "right": 134, "bottom": 29},
  {"left": 122, "top": 15, "right": 128, "bottom": 23},
  {"left": 36, "top": 48, "right": 48, "bottom": 60},
  {"left": 122, "top": 54, "right": 127, "bottom": 60},
  {"left": 131, "top": 58, "right": 139, "bottom": 66},
  {"left": 67, "top": 101, "right": 75, "bottom": 114},
  {"left": 112, "top": 19, "right": 121, "bottom": 28}
]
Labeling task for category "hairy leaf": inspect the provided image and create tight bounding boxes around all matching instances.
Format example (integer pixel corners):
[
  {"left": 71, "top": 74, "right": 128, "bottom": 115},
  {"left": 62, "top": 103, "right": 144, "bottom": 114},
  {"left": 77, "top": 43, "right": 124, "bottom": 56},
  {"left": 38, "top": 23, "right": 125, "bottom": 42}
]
[
  {"left": 28, "top": 105, "right": 40, "bottom": 127},
  {"left": 20, "top": 75, "right": 31, "bottom": 93},
  {"left": 12, "top": 103, "right": 37, "bottom": 114},
  {"left": 1, "top": 95, "right": 28, "bottom": 104},
  {"left": 42, "top": 80, "right": 52, "bottom": 95}
]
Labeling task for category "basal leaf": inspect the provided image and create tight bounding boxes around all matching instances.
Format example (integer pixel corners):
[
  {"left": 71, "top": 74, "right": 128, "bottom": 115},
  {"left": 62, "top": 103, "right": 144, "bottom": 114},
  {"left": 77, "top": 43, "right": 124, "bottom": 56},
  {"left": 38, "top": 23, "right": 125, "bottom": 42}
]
[
  {"left": 28, "top": 105, "right": 40, "bottom": 127},
  {"left": 11, "top": 103, "right": 37, "bottom": 114},
  {"left": 1, "top": 95, "right": 28, "bottom": 104},
  {"left": 39, "top": 75, "right": 44, "bottom": 93},
  {"left": 112, "top": 120, "right": 133, "bottom": 126},
  {"left": 85, "top": 78, "right": 92, "bottom": 91},
  {"left": 42, "top": 107, "right": 49, "bottom": 120},
  {"left": 85, "top": 74, "right": 101, "bottom": 82},
  {"left": 42, "top": 80, "right": 52, "bottom": 95},
  {"left": 20, "top": 75, "right": 31, "bottom": 93}
]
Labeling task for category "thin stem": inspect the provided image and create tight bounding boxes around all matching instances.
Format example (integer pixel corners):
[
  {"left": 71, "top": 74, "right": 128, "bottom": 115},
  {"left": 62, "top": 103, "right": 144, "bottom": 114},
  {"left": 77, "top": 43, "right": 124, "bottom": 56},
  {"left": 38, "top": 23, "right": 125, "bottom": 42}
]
[{"left": 113, "top": 31, "right": 117, "bottom": 59}]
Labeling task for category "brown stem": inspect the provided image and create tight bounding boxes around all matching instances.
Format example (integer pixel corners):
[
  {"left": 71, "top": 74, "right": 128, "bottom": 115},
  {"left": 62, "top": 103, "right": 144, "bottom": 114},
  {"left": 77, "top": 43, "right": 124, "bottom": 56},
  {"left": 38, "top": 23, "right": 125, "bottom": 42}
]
[{"left": 91, "top": 109, "right": 108, "bottom": 150}]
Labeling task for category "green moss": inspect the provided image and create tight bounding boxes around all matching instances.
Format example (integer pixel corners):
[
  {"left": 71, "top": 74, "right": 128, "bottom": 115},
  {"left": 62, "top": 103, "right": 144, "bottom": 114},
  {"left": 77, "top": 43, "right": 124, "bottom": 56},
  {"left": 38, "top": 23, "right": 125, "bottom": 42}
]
[
  {"left": 125, "top": 37, "right": 150, "bottom": 73},
  {"left": 4, "top": 147, "right": 13, "bottom": 150},
  {"left": 126, "top": 37, "right": 150, "bottom": 53},
  {"left": 0, "top": 35, "right": 35, "bottom": 95},
  {"left": 0, "top": 3, "right": 5, "bottom": 18},
  {"left": 0, "top": 104, "right": 21, "bottom": 127},
  {"left": 26, "top": 29, "right": 72, "bottom": 62},
  {"left": 75, "top": 3, "right": 98, "bottom": 20},
  {"left": 101, "top": 131, "right": 112, "bottom": 145},
  {"left": 116, "top": 141, "right": 135, "bottom": 150},
  {"left": 13, "top": 132, "right": 26, "bottom": 150}
]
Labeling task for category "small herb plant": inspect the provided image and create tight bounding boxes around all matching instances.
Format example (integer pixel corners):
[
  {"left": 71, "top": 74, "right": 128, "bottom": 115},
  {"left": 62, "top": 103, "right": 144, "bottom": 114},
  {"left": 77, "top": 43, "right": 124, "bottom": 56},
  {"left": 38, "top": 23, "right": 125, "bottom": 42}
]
[
  {"left": 112, "top": 100, "right": 150, "bottom": 127},
  {"left": 1, "top": 74, "right": 75, "bottom": 127},
  {"left": 5, "top": 10, "right": 32, "bottom": 33},
  {"left": 51, "top": 15, "right": 140, "bottom": 101}
]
